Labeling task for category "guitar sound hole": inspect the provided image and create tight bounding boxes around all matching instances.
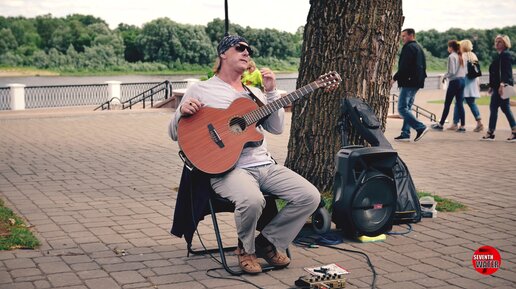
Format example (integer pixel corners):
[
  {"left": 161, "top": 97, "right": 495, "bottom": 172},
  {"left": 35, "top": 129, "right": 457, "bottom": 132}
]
[{"left": 229, "top": 117, "right": 246, "bottom": 133}]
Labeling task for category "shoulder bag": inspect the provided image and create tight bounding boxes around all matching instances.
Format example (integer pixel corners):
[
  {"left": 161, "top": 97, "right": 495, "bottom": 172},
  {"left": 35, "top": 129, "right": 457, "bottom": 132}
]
[{"left": 499, "top": 56, "right": 515, "bottom": 100}]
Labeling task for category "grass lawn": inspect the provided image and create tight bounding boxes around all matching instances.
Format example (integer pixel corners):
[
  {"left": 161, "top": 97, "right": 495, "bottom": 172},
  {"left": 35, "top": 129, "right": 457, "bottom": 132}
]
[
  {"left": 278, "top": 190, "right": 465, "bottom": 213},
  {"left": 0, "top": 67, "right": 59, "bottom": 77},
  {"left": 428, "top": 95, "right": 516, "bottom": 105},
  {"left": 416, "top": 191, "right": 466, "bottom": 212},
  {"left": 0, "top": 198, "right": 40, "bottom": 250}
]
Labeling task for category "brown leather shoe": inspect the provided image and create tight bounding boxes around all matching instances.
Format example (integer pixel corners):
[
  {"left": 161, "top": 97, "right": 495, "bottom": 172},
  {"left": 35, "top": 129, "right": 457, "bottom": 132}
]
[
  {"left": 236, "top": 248, "right": 262, "bottom": 274},
  {"left": 256, "top": 244, "right": 290, "bottom": 268}
]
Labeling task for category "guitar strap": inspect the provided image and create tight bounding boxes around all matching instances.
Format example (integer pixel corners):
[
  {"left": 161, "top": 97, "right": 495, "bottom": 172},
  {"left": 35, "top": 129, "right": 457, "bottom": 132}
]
[
  {"left": 243, "top": 85, "right": 265, "bottom": 107},
  {"left": 243, "top": 85, "right": 272, "bottom": 128},
  {"left": 243, "top": 85, "right": 278, "bottom": 165}
]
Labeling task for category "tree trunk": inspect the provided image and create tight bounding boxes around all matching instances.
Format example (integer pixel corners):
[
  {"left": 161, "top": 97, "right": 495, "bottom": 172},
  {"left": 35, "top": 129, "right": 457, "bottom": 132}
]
[{"left": 285, "top": 0, "right": 403, "bottom": 192}]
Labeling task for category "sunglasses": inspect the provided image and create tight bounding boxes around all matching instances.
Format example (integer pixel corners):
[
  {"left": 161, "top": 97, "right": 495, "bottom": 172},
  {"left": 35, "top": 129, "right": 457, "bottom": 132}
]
[{"left": 234, "top": 44, "right": 253, "bottom": 56}]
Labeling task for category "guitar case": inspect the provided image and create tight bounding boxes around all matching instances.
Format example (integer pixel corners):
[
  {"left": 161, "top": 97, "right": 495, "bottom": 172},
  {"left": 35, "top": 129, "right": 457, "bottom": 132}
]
[{"left": 340, "top": 97, "right": 421, "bottom": 225}]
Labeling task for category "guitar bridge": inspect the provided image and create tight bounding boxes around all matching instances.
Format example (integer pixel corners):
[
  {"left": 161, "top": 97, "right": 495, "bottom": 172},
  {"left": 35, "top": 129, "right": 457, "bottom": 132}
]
[{"left": 208, "top": 124, "right": 224, "bottom": 148}]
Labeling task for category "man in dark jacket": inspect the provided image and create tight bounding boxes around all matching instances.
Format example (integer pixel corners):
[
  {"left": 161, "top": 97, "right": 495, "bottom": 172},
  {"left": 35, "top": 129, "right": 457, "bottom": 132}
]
[{"left": 392, "top": 28, "right": 429, "bottom": 142}]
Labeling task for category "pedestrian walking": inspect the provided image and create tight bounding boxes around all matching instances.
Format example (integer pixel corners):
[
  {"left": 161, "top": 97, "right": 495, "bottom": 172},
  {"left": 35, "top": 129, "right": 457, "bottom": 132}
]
[
  {"left": 392, "top": 28, "right": 429, "bottom": 142},
  {"left": 448, "top": 39, "right": 484, "bottom": 132},
  {"left": 431, "top": 40, "right": 466, "bottom": 131},
  {"left": 481, "top": 35, "right": 516, "bottom": 142}
]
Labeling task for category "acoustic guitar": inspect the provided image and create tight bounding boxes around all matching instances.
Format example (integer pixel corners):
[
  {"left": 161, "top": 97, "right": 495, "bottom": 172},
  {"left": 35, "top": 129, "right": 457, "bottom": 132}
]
[{"left": 178, "top": 71, "right": 342, "bottom": 174}]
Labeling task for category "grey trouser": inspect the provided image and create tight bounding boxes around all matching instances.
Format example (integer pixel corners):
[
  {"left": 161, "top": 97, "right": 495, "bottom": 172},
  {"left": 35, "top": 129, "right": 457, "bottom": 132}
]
[{"left": 210, "top": 164, "right": 320, "bottom": 254}]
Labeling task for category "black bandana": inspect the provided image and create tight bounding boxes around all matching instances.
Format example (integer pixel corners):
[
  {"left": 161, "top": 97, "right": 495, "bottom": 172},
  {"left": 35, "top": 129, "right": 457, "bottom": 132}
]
[{"left": 217, "top": 35, "right": 249, "bottom": 55}]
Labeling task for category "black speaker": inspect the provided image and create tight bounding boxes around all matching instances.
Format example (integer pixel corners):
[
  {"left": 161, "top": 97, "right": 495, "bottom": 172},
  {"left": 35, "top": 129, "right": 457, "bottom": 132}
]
[{"left": 332, "top": 146, "right": 398, "bottom": 237}]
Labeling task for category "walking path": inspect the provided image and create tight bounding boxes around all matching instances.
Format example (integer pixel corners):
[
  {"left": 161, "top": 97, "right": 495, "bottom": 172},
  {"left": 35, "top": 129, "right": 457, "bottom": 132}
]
[{"left": 0, "top": 91, "right": 514, "bottom": 289}]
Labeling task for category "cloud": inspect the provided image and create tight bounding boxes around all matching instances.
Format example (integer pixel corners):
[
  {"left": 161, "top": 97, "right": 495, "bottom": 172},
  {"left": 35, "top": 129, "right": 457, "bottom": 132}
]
[
  {"left": 403, "top": 0, "right": 516, "bottom": 31},
  {"left": 0, "top": 0, "right": 514, "bottom": 33}
]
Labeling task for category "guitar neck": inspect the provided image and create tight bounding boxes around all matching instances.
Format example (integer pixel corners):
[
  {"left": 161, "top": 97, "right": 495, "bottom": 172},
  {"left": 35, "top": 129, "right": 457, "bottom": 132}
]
[{"left": 243, "top": 81, "right": 320, "bottom": 125}]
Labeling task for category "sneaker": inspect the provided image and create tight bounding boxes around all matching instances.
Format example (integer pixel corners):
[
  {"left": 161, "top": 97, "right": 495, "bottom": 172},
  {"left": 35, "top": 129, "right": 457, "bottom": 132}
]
[
  {"left": 394, "top": 135, "right": 410, "bottom": 142},
  {"left": 480, "top": 132, "right": 495, "bottom": 141},
  {"left": 473, "top": 124, "right": 484, "bottom": 132},
  {"left": 507, "top": 132, "right": 516, "bottom": 143},
  {"left": 431, "top": 123, "right": 443, "bottom": 130},
  {"left": 236, "top": 247, "right": 262, "bottom": 274},
  {"left": 456, "top": 127, "right": 466, "bottom": 133},
  {"left": 256, "top": 243, "right": 290, "bottom": 268},
  {"left": 447, "top": 124, "right": 458, "bottom": 130},
  {"left": 414, "top": 127, "right": 430, "bottom": 142}
]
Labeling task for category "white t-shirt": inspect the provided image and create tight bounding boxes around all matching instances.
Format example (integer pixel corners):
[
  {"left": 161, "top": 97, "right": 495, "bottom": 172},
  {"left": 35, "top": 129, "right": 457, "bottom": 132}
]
[{"left": 169, "top": 76, "right": 284, "bottom": 168}]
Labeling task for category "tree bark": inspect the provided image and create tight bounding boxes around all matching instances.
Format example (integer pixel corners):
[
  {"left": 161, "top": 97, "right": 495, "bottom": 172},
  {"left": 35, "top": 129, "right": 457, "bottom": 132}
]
[{"left": 285, "top": 0, "right": 403, "bottom": 192}]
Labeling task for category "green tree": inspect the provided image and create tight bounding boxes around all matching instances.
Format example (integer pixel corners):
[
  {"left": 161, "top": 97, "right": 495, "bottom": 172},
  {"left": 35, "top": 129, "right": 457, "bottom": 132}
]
[
  {"left": 81, "top": 45, "right": 119, "bottom": 70},
  {"left": 176, "top": 24, "right": 215, "bottom": 64},
  {"left": 205, "top": 18, "right": 226, "bottom": 45},
  {"left": 6, "top": 17, "right": 41, "bottom": 48},
  {"left": 116, "top": 23, "right": 144, "bottom": 62},
  {"left": 30, "top": 50, "right": 49, "bottom": 68},
  {"left": 88, "top": 22, "right": 124, "bottom": 59},
  {"left": 0, "top": 28, "right": 18, "bottom": 55},
  {"left": 50, "top": 24, "right": 74, "bottom": 53},
  {"left": 35, "top": 14, "right": 63, "bottom": 51},
  {"left": 286, "top": 0, "right": 403, "bottom": 191},
  {"left": 138, "top": 18, "right": 215, "bottom": 65},
  {"left": 65, "top": 14, "right": 107, "bottom": 27}
]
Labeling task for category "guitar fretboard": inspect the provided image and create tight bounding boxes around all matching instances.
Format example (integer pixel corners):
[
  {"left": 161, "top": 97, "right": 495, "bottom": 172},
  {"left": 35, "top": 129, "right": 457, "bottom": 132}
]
[{"left": 243, "top": 82, "right": 320, "bottom": 125}]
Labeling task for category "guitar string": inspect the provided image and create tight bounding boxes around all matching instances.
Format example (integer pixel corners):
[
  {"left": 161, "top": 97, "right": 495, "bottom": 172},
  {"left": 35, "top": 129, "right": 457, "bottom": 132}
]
[
  {"left": 213, "top": 83, "right": 317, "bottom": 138},
  {"left": 205, "top": 78, "right": 337, "bottom": 138}
]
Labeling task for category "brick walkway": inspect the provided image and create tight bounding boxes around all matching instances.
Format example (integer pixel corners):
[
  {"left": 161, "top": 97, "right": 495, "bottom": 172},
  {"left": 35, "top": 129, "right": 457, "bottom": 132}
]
[{"left": 0, "top": 93, "right": 515, "bottom": 289}]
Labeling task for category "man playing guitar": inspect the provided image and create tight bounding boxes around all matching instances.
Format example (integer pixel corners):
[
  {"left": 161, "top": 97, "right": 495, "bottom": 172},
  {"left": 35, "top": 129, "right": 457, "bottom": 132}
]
[{"left": 168, "top": 35, "right": 320, "bottom": 274}]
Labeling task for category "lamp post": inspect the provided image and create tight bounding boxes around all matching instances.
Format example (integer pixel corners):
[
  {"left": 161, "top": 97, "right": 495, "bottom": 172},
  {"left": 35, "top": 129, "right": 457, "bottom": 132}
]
[
  {"left": 473, "top": 34, "right": 478, "bottom": 53},
  {"left": 224, "top": 0, "right": 229, "bottom": 36}
]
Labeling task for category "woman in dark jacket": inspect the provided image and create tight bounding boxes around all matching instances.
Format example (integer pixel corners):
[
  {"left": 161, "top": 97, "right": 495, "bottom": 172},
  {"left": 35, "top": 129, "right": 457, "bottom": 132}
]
[{"left": 482, "top": 35, "right": 516, "bottom": 142}]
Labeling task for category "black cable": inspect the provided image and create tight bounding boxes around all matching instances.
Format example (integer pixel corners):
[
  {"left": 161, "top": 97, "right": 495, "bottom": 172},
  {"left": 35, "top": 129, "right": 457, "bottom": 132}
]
[
  {"left": 386, "top": 223, "right": 413, "bottom": 236},
  {"left": 188, "top": 171, "right": 262, "bottom": 288},
  {"left": 206, "top": 267, "right": 262, "bottom": 289},
  {"left": 188, "top": 170, "right": 375, "bottom": 289},
  {"left": 317, "top": 243, "right": 377, "bottom": 289},
  {"left": 188, "top": 173, "right": 222, "bottom": 265}
]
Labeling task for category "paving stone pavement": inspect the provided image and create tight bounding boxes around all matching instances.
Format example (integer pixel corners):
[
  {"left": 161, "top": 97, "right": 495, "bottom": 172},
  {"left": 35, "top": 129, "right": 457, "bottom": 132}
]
[{"left": 0, "top": 93, "right": 515, "bottom": 289}]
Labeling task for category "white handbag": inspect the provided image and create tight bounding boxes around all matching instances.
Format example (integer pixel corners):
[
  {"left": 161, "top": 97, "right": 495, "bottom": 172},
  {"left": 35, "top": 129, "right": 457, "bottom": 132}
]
[
  {"left": 501, "top": 84, "right": 515, "bottom": 100},
  {"left": 499, "top": 55, "right": 515, "bottom": 100}
]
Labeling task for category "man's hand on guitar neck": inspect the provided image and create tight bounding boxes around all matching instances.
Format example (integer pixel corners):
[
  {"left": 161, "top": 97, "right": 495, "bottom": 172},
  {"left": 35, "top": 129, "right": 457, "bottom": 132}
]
[{"left": 180, "top": 98, "right": 204, "bottom": 116}]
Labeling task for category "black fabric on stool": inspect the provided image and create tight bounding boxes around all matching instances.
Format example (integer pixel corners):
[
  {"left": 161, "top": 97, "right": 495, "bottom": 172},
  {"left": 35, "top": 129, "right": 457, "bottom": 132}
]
[{"left": 171, "top": 166, "right": 290, "bottom": 275}]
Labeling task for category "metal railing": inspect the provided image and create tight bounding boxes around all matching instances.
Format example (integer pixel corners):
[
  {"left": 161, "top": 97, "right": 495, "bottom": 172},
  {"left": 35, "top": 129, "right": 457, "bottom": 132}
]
[
  {"left": 170, "top": 80, "right": 188, "bottom": 91},
  {"left": 0, "top": 87, "right": 9, "bottom": 110},
  {"left": 2, "top": 73, "right": 514, "bottom": 110},
  {"left": 276, "top": 77, "right": 298, "bottom": 92},
  {"left": 94, "top": 81, "right": 174, "bottom": 111},
  {"left": 25, "top": 84, "right": 107, "bottom": 109},
  {"left": 119, "top": 81, "right": 186, "bottom": 101},
  {"left": 121, "top": 82, "right": 161, "bottom": 102},
  {"left": 93, "top": 97, "right": 121, "bottom": 111},
  {"left": 121, "top": 81, "right": 172, "bottom": 110},
  {"left": 391, "top": 93, "right": 437, "bottom": 122}
]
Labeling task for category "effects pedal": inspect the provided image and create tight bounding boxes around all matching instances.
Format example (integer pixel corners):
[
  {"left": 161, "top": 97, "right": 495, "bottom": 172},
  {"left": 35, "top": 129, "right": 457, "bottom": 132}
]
[{"left": 295, "top": 273, "right": 346, "bottom": 288}]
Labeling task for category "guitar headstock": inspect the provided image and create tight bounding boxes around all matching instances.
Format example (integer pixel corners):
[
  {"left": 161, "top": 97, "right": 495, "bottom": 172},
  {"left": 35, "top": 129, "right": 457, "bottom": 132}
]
[{"left": 316, "top": 71, "right": 342, "bottom": 92}]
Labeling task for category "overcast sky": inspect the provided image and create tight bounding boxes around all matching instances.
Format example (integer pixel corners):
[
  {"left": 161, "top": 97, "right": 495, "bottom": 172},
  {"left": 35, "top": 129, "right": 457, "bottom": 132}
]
[{"left": 1, "top": 0, "right": 515, "bottom": 33}]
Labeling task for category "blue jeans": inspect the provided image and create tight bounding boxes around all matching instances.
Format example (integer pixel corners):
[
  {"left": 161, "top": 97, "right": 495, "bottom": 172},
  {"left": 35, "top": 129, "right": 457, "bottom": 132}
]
[
  {"left": 439, "top": 78, "right": 465, "bottom": 126},
  {"left": 398, "top": 87, "right": 426, "bottom": 137},
  {"left": 488, "top": 90, "right": 516, "bottom": 133},
  {"left": 453, "top": 97, "right": 481, "bottom": 124}
]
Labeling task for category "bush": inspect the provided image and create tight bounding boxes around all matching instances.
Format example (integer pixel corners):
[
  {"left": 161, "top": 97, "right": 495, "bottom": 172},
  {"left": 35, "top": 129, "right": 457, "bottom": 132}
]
[{"left": 0, "top": 52, "right": 23, "bottom": 66}]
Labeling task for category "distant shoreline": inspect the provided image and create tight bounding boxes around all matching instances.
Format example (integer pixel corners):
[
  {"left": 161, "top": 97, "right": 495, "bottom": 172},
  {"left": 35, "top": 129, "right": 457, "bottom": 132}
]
[{"left": 0, "top": 69, "right": 60, "bottom": 77}]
